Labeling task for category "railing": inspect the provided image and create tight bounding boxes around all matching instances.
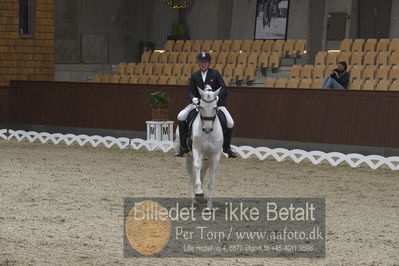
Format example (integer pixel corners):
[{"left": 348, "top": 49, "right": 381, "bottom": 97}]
[{"left": 2, "top": 80, "right": 399, "bottom": 149}]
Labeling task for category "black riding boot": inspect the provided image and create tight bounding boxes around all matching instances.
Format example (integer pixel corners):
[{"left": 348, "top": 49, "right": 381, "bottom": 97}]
[
  {"left": 175, "top": 121, "right": 190, "bottom": 157},
  {"left": 223, "top": 128, "right": 237, "bottom": 158}
]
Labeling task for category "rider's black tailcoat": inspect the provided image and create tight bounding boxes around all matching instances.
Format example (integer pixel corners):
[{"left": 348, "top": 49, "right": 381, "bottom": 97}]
[{"left": 188, "top": 68, "right": 227, "bottom": 106}]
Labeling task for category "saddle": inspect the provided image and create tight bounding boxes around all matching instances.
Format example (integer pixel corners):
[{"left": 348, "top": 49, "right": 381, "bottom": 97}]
[{"left": 185, "top": 108, "right": 227, "bottom": 151}]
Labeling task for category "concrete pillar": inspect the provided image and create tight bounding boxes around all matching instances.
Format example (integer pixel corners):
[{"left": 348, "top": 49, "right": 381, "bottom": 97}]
[
  {"left": 390, "top": 0, "right": 399, "bottom": 38},
  {"left": 185, "top": 0, "right": 220, "bottom": 40},
  {"left": 217, "top": 0, "right": 233, "bottom": 40},
  {"left": 308, "top": 0, "right": 326, "bottom": 63},
  {"left": 230, "top": 0, "right": 256, "bottom": 40},
  {"left": 286, "top": 0, "right": 310, "bottom": 40},
  {"left": 348, "top": 0, "right": 359, "bottom": 38}
]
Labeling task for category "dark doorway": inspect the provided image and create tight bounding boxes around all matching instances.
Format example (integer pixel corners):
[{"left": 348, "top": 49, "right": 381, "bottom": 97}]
[
  {"left": 326, "top": 12, "right": 347, "bottom": 41},
  {"left": 359, "top": 0, "right": 392, "bottom": 39},
  {"left": 19, "top": 0, "right": 35, "bottom": 36}
]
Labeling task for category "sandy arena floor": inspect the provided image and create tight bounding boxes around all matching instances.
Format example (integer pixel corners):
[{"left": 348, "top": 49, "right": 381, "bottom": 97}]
[{"left": 0, "top": 140, "right": 398, "bottom": 265}]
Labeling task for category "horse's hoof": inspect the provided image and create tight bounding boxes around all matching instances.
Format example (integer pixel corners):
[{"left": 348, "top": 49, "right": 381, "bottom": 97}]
[
  {"left": 195, "top": 193, "right": 206, "bottom": 204},
  {"left": 195, "top": 193, "right": 204, "bottom": 200},
  {"left": 203, "top": 207, "right": 212, "bottom": 213},
  {"left": 194, "top": 184, "right": 203, "bottom": 195}
]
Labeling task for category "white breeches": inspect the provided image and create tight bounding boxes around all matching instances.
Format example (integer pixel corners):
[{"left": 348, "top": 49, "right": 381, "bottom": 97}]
[{"left": 177, "top": 104, "right": 234, "bottom": 128}]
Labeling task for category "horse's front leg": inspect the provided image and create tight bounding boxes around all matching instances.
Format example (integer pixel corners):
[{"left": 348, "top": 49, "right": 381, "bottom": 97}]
[
  {"left": 185, "top": 154, "right": 195, "bottom": 199},
  {"left": 206, "top": 153, "right": 221, "bottom": 211},
  {"left": 192, "top": 148, "right": 204, "bottom": 196}
]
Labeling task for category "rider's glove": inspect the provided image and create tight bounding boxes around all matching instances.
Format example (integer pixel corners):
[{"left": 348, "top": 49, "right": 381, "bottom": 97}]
[{"left": 192, "top": 97, "right": 199, "bottom": 104}]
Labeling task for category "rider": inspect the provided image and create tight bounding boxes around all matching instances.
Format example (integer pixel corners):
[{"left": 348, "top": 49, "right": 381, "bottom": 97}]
[{"left": 175, "top": 51, "right": 237, "bottom": 158}]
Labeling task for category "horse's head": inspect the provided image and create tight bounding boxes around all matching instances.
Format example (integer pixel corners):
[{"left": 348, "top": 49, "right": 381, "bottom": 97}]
[{"left": 198, "top": 86, "right": 221, "bottom": 134}]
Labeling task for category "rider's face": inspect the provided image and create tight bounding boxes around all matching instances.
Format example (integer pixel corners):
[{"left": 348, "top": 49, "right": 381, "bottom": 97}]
[
  {"left": 198, "top": 60, "right": 210, "bottom": 72},
  {"left": 337, "top": 64, "right": 345, "bottom": 71}
]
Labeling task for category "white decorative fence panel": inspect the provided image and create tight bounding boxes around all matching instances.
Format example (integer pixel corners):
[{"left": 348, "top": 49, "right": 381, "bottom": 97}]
[
  {"left": 2, "top": 129, "right": 399, "bottom": 171},
  {"left": 0, "top": 129, "right": 7, "bottom": 140}
]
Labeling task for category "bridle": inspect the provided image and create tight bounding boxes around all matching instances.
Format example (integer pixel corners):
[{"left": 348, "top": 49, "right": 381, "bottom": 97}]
[{"left": 198, "top": 97, "right": 218, "bottom": 123}]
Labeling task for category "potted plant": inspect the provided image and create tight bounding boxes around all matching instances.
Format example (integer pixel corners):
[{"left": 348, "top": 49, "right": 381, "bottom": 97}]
[
  {"left": 145, "top": 91, "right": 171, "bottom": 121},
  {"left": 163, "top": 0, "right": 192, "bottom": 40},
  {"left": 170, "top": 19, "right": 188, "bottom": 39}
]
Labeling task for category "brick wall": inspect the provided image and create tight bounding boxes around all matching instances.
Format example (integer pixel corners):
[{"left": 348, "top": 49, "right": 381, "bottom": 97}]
[{"left": 0, "top": 0, "right": 54, "bottom": 86}]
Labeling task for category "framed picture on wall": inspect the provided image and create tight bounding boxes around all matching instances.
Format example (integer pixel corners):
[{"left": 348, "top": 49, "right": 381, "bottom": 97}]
[{"left": 254, "top": 0, "right": 290, "bottom": 40}]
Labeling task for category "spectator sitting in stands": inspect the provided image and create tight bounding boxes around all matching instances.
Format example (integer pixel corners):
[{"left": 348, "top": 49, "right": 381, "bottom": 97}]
[{"left": 320, "top": 61, "right": 350, "bottom": 89}]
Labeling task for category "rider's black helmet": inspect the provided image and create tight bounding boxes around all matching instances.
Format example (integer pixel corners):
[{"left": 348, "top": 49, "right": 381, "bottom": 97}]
[{"left": 197, "top": 51, "right": 211, "bottom": 63}]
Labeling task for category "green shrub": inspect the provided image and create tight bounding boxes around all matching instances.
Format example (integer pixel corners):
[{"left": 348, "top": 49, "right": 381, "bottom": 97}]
[
  {"left": 171, "top": 20, "right": 187, "bottom": 36},
  {"left": 145, "top": 91, "right": 171, "bottom": 107}
]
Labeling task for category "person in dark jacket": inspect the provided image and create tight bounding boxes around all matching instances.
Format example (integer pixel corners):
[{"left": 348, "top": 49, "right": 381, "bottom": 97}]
[
  {"left": 175, "top": 52, "right": 237, "bottom": 158},
  {"left": 321, "top": 61, "right": 350, "bottom": 89}
]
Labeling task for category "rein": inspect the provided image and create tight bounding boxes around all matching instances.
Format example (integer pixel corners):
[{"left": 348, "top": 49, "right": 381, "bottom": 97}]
[{"left": 200, "top": 115, "right": 216, "bottom": 121}]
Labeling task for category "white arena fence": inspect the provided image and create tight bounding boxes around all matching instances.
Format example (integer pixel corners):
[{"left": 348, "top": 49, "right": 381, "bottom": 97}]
[{"left": 1, "top": 129, "right": 399, "bottom": 171}]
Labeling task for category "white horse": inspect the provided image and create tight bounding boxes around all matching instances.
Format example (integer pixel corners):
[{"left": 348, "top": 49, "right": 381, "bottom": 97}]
[{"left": 176, "top": 86, "right": 223, "bottom": 211}]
